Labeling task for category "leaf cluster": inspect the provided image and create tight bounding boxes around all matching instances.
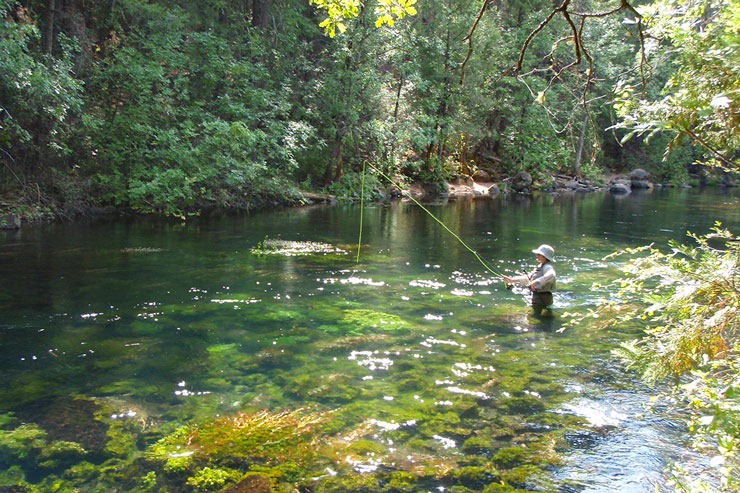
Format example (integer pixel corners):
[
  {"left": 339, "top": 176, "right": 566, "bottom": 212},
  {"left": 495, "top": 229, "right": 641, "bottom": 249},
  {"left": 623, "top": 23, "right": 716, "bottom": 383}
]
[
  {"left": 615, "top": 0, "right": 740, "bottom": 169},
  {"left": 598, "top": 224, "right": 740, "bottom": 490}
]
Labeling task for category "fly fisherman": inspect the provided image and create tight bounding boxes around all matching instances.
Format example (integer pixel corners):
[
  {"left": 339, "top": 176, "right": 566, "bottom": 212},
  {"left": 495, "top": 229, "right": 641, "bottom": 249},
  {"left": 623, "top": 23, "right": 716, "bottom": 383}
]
[{"left": 502, "top": 244, "right": 556, "bottom": 314}]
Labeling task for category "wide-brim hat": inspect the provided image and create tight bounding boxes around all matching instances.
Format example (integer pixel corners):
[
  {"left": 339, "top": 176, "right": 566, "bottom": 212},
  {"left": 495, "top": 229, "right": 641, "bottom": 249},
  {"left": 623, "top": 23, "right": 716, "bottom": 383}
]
[{"left": 532, "top": 244, "right": 555, "bottom": 262}]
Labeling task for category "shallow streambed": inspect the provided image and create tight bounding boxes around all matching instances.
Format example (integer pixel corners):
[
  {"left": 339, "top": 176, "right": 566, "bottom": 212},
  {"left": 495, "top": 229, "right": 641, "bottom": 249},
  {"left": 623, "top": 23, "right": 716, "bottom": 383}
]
[{"left": 1, "top": 188, "right": 739, "bottom": 491}]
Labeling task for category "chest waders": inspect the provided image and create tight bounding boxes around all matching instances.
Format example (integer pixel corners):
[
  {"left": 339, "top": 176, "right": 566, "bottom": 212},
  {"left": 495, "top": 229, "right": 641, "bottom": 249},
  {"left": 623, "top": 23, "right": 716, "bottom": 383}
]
[{"left": 528, "top": 265, "right": 554, "bottom": 310}]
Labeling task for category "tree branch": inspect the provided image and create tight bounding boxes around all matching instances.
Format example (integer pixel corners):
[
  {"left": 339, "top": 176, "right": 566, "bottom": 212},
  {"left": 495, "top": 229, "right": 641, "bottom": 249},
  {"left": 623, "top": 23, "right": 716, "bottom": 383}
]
[
  {"left": 682, "top": 127, "right": 739, "bottom": 169},
  {"left": 516, "top": 0, "right": 568, "bottom": 72},
  {"left": 460, "top": 0, "right": 489, "bottom": 84}
]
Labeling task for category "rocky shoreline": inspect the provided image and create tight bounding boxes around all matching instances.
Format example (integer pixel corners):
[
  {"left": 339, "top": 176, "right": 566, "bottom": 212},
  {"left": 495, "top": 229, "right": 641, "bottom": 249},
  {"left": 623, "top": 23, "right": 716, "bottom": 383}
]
[
  {"left": 374, "top": 168, "right": 738, "bottom": 202},
  {"left": 3, "top": 168, "right": 737, "bottom": 230}
]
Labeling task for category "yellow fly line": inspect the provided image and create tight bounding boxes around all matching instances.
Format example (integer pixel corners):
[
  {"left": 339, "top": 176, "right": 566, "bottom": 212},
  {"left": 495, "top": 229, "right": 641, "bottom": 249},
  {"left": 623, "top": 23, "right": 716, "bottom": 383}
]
[{"left": 356, "top": 161, "right": 506, "bottom": 280}]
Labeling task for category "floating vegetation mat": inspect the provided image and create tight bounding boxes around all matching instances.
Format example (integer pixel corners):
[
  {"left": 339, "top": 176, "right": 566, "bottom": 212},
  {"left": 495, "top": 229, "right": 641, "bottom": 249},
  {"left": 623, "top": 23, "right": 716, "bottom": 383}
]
[
  {"left": 252, "top": 238, "right": 347, "bottom": 256},
  {"left": 121, "top": 247, "right": 165, "bottom": 253}
]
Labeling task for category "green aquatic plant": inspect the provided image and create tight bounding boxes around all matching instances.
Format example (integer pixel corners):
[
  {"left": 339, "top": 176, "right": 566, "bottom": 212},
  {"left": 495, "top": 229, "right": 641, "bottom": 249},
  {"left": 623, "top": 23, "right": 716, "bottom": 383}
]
[
  {"left": 0, "top": 465, "right": 26, "bottom": 488},
  {"left": 38, "top": 441, "right": 87, "bottom": 470},
  {"left": 0, "top": 423, "right": 47, "bottom": 462},
  {"left": 499, "top": 464, "right": 547, "bottom": 488},
  {"left": 186, "top": 466, "right": 242, "bottom": 491},
  {"left": 492, "top": 447, "right": 527, "bottom": 468},
  {"left": 148, "top": 426, "right": 194, "bottom": 474},
  {"left": 452, "top": 465, "right": 499, "bottom": 489},
  {"left": 58, "top": 460, "right": 99, "bottom": 483},
  {"left": 312, "top": 471, "right": 381, "bottom": 492},
  {"left": 461, "top": 436, "right": 493, "bottom": 455},
  {"left": 320, "top": 308, "right": 409, "bottom": 336},
  {"left": 383, "top": 470, "right": 419, "bottom": 491},
  {"left": 0, "top": 413, "right": 15, "bottom": 427},
  {"left": 248, "top": 462, "right": 303, "bottom": 483},
  {"left": 190, "top": 407, "right": 334, "bottom": 462}
]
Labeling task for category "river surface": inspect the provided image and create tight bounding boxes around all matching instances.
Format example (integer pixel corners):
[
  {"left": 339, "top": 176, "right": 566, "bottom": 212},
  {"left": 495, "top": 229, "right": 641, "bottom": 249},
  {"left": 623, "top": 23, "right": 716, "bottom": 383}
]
[{"left": 1, "top": 188, "right": 739, "bottom": 491}]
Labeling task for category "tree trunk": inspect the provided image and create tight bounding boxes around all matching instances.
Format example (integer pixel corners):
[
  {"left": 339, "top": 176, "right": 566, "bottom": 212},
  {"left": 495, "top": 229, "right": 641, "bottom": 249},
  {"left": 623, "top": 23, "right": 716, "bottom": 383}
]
[
  {"left": 433, "top": 23, "right": 452, "bottom": 168},
  {"left": 44, "top": 0, "right": 55, "bottom": 55},
  {"left": 333, "top": 140, "right": 344, "bottom": 182},
  {"left": 252, "top": 0, "right": 271, "bottom": 30},
  {"left": 574, "top": 111, "right": 588, "bottom": 177},
  {"left": 393, "top": 76, "right": 403, "bottom": 119},
  {"left": 324, "top": 126, "right": 345, "bottom": 185}
]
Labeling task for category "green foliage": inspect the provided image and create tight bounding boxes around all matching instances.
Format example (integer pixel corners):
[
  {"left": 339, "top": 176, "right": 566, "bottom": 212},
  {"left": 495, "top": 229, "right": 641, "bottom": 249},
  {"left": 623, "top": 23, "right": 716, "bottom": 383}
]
[
  {"left": 309, "top": 0, "right": 417, "bottom": 37},
  {"left": 325, "top": 169, "right": 384, "bottom": 201},
  {"left": 614, "top": 0, "right": 740, "bottom": 171},
  {"left": 0, "top": 0, "right": 83, "bottom": 197},
  {"left": 81, "top": 3, "right": 311, "bottom": 215},
  {"left": 598, "top": 225, "right": 740, "bottom": 490},
  {"left": 2, "top": 0, "right": 735, "bottom": 217}
]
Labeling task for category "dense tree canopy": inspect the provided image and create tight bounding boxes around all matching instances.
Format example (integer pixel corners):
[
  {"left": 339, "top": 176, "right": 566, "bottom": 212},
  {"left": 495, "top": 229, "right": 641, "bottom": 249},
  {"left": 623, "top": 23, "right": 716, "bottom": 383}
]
[{"left": 0, "top": 0, "right": 737, "bottom": 218}]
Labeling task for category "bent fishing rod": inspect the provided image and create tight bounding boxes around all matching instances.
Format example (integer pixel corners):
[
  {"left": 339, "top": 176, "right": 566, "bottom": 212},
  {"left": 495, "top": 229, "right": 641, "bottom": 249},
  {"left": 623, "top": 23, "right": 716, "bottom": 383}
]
[{"left": 356, "top": 161, "right": 511, "bottom": 286}]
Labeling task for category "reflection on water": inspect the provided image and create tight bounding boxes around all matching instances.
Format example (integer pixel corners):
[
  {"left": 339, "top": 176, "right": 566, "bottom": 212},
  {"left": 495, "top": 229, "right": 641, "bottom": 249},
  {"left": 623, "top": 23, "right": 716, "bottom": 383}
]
[{"left": 0, "top": 188, "right": 738, "bottom": 490}]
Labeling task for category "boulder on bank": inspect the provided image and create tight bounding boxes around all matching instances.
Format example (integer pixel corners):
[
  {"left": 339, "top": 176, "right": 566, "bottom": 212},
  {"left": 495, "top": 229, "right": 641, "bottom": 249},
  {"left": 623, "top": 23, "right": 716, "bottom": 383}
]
[
  {"left": 629, "top": 168, "right": 649, "bottom": 181},
  {"left": 607, "top": 175, "right": 633, "bottom": 194},
  {"left": 406, "top": 182, "right": 429, "bottom": 200},
  {"left": 609, "top": 182, "right": 631, "bottom": 194},
  {"left": 452, "top": 174, "right": 474, "bottom": 186},
  {"left": 629, "top": 168, "right": 652, "bottom": 189},
  {"left": 511, "top": 172, "right": 532, "bottom": 192},
  {"left": 0, "top": 213, "right": 21, "bottom": 229},
  {"left": 472, "top": 169, "right": 491, "bottom": 183}
]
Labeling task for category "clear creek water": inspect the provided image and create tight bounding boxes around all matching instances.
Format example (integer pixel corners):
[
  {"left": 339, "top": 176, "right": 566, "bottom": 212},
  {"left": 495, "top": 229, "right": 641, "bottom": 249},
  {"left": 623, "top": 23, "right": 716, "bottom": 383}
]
[{"left": 1, "top": 188, "right": 739, "bottom": 491}]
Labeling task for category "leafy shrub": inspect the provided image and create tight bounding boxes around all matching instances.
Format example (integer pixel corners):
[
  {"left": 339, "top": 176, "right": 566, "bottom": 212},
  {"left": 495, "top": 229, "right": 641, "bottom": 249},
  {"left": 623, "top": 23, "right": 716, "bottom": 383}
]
[{"left": 605, "top": 225, "right": 740, "bottom": 491}]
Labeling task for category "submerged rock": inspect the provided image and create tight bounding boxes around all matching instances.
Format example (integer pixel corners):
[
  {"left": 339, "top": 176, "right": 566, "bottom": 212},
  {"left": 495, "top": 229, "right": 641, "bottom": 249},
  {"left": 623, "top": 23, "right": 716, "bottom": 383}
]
[
  {"left": 13, "top": 398, "right": 109, "bottom": 451},
  {"left": 223, "top": 474, "right": 272, "bottom": 493}
]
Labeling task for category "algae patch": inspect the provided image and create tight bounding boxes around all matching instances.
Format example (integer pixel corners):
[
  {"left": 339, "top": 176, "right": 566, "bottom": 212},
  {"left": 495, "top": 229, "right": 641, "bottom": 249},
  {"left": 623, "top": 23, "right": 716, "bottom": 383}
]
[{"left": 251, "top": 238, "right": 347, "bottom": 256}]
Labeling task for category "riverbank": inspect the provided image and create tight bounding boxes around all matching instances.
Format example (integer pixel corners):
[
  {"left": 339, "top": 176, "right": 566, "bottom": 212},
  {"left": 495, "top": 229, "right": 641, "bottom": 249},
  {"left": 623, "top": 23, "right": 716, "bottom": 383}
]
[{"left": 2, "top": 168, "right": 737, "bottom": 230}]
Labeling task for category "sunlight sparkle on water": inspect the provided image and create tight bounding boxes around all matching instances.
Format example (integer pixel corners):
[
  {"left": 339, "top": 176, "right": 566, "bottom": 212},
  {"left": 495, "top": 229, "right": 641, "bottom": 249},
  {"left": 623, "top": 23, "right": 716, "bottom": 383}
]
[
  {"left": 409, "top": 279, "right": 446, "bottom": 289},
  {"left": 421, "top": 337, "right": 464, "bottom": 348},
  {"left": 445, "top": 386, "right": 488, "bottom": 399},
  {"left": 348, "top": 351, "right": 394, "bottom": 371},
  {"left": 450, "top": 289, "right": 474, "bottom": 297},
  {"left": 345, "top": 455, "right": 381, "bottom": 473},
  {"left": 210, "top": 298, "right": 261, "bottom": 304},
  {"left": 561, "top": 399, "right": 629, "bottom": 427},
  {"left": 432, "top": 435, "right": 456, "bottom": 449}
]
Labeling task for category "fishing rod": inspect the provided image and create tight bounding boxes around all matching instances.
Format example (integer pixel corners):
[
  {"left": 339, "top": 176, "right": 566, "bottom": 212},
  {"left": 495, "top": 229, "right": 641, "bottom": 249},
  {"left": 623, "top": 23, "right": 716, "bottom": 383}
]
[{"left": 356, "top": 161, "right": 509, "bottom": 284}]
